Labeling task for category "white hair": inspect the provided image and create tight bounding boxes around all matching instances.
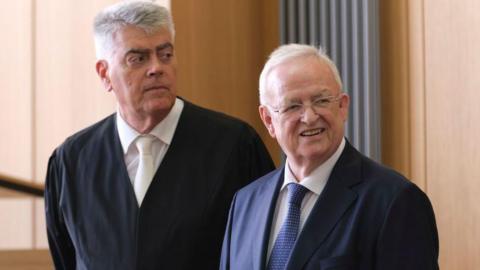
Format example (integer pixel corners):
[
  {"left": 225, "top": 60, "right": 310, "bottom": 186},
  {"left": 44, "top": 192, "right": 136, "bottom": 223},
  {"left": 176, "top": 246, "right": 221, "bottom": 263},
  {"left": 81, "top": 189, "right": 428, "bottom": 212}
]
[
  {"left": 93, "top": 0, "right": 175, "bottom": 60},
  {"left": 258, "top": 44, "right": 343, "bottom": 105}
]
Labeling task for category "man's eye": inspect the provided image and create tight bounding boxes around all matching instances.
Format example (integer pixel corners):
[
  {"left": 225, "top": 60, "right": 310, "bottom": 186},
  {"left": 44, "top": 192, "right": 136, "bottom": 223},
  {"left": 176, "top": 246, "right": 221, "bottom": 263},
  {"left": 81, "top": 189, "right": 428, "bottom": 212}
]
[
  {"left": 128, "top": 55, "right": 145, "bottom": 64},
  {"left": 160, "top": 52, "right": 173, "bottom": 61},
  {"left": 283, "top": 104, "right": 301, "bottom": 113},
  {"left": 314, "top": 98, "right": 330, "bottom": 106}
]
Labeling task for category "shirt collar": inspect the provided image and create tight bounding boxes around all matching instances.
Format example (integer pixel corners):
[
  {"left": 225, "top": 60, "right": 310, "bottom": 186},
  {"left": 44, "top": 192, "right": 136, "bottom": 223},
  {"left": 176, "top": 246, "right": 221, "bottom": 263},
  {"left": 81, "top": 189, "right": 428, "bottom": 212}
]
[
  {"left": 282, "top": 137, "right": 346, "bottom": 195},
  {"left": 116, "top": 98, "right": 184, "bottom": 154}
]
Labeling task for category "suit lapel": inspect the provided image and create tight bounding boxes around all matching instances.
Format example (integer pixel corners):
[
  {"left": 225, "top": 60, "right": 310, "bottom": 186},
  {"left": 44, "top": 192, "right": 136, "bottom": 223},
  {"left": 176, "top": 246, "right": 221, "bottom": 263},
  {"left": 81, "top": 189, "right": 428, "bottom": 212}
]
[
  {"left": 252, "top": 169, "right": 284, "bottom": 270},
  {"left": 286, "top": 142, "right": 362, "bottom": 269}
]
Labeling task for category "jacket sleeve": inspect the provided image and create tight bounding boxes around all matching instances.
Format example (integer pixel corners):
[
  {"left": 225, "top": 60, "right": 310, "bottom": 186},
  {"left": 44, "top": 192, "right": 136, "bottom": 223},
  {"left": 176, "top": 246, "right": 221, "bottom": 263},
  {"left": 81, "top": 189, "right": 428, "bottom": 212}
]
[
  {"left": 220, "top": 193, "right": 237, "bottom": 270},
  {"left": 376, "top": 183, "right": 439, "bottom": 270},
  {"left": 44, "top": 150, "right": 76, "bottom": 270}
]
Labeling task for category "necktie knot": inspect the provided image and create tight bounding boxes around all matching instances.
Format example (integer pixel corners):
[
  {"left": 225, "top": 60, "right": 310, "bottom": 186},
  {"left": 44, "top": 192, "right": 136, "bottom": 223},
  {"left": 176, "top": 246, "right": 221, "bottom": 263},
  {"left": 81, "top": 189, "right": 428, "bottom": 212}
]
[
  {"left": 287, "top": 183, "right": 308, "bottom": 207},
  {"left": 136, "top": 135, "right": 155, "bottom": 155}
]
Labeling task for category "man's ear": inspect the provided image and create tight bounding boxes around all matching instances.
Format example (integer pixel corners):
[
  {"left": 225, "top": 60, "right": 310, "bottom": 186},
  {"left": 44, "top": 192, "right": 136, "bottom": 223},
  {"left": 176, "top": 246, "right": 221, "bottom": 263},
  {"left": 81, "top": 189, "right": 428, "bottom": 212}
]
[
  {"left": 338, "top": 93, "right": 350, "bottom": 121},
  {"left": 259, "top": 105, "right": 276, "bottom": 138},
  {"left": 95, "top": 60, "right": 112, "bottom": 91}
]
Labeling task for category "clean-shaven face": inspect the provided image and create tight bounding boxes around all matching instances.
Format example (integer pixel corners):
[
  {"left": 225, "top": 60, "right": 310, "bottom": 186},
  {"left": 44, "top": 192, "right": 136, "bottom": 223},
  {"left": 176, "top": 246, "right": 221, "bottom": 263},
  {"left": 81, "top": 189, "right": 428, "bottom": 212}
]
[
  {"left": 106, "top": 25, "right": 177, "bottom": 121},
  {"left": 260, "top": 56, "right": 349, "bottom": 167}
]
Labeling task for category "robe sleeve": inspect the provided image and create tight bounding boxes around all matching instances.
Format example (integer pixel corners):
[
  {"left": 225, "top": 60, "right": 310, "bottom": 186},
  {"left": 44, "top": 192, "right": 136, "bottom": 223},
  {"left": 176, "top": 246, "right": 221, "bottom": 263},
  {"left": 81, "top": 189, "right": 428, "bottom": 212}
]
[
  {"left": 203, "top": 124, "right": 274, "bottom": 269},
  {"left": 44, "top": 150, "right": 77, "bottom": 270},
  {"left": 242, "top": 124, "right": 275, "bottom": 182}
]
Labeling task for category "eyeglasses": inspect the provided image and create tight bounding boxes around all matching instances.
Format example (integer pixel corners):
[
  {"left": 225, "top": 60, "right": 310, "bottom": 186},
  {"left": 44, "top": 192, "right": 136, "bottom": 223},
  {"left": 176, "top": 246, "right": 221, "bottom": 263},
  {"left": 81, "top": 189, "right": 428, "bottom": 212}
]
[{"left": 267, "top": 94, "right": 343, "bottom": 119}]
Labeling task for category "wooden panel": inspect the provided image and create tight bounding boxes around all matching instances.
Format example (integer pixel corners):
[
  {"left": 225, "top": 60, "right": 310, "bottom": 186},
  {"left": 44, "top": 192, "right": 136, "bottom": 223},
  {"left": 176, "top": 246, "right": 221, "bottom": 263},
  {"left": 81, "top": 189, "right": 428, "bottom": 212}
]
[
  {"left": 260, "top": 0, "right": 282, "bottom": 162},
  {"left": 172, "top": 0, "right": 281, "bottom": 164},
  {"left": 0, "top": 199, "right": 33, "bottom": 249},
  {"left": 35, "top": 0, "right": 118, "bottom": 183},
  {"left": 378, "top": 0, "right": 412, "bottom": 180},
  {"left": 0, "top": 249, "right": 53, "bottom": 270},
  {"left": 0, "top": 0, "right": 34, "bottom": 252},
  {"left": 0, "top": 0, "right": 33, "bottom": 180},
  {"left": 0, "top": 187, "right": 27, "bottom": 198},
  {"left": 35, "top": 199, "right": 48, "bottom": 249},
  {"left": 424, "top": 0, "right": 480, "bottom": 268},
  {"left": 381, "top": 0, "right": 480, "bottom": 268},
  {"left": 407, "top": 0, "right": 427, "bottom": 190}
]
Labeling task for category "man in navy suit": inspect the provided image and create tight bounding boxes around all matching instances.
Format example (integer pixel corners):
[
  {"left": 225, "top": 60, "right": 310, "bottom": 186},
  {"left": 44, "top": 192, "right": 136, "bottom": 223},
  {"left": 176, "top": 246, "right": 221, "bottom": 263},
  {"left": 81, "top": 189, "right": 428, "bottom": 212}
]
[
  {"left": 44, "top": 1, "right": 274, "bottom": 269},
  {"left": 220, "top": 44, "right": 439, "bottom": 270}
]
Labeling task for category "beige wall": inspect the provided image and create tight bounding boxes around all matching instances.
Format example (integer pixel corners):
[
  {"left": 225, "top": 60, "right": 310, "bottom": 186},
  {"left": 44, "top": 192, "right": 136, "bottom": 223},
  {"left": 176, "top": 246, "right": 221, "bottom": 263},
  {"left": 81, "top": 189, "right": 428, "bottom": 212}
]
[
  {"left": 0, "top": 0, "right": 120, "bottom": 250},
  {"left": 0, "top": 1, "right": 33, "bottom": 184},
  {"left": 35, "top": 0, "right": 119, "bottom": 184},
  {"left": 1, "top": 0, "right": 37, "bottom": 250},
  {"left": 381, "top": 0, "right": 480, "bottom": 269},
  {"left": 425, "top": 0, "right": 480, "bottom": 268}
]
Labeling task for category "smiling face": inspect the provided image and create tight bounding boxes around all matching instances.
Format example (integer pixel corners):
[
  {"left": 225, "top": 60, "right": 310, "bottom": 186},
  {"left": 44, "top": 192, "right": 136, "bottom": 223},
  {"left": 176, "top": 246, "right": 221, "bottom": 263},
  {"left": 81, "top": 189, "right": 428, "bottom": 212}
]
[
  {"left": 96, "top": 25, "right": 177, "bottom": 133},
  {"left": 259, "top": 55, "right": 349, "bottom": 177}
]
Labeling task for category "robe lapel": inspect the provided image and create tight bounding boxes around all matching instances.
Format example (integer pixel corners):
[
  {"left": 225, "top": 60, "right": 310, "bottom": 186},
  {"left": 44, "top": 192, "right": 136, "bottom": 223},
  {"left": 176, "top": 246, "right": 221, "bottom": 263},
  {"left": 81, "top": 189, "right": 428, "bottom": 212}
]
[
  {"left": 286, "top": 142, "right": 362, "bottom": 269},
  {"left": 110, "top": 115, "right": 141, "bottom": 209},
  {"left": 252, "top": 169, "right": 284, "bottom": 270},
  {"left": 139, "top": 101, "right": 188, "bottom": 208}
]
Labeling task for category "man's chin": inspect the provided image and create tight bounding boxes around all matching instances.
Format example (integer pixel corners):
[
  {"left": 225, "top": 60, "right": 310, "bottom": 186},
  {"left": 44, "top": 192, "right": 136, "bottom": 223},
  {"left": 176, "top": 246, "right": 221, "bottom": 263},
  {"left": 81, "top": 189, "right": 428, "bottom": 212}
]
[
  {"left": 298, "top": 144, "right": 333, "bottom": 161},
  {"left": 145, "top": 96, "right": 176, "bottom": 112}
]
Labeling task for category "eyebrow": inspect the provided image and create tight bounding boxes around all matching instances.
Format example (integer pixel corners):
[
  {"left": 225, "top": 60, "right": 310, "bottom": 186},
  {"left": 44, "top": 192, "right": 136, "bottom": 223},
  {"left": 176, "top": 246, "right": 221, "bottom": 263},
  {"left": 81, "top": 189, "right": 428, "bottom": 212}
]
[
  {"left": 311, "top": 90, "right": 333, "bottom": 99},
  {"left": 285, "top": 89, "right": 332, "bottom": 100},
  {"left": 124, "top": 42, "right": 174, "bottom": 56},
  {"left": 125, "top": 48, "right": 149, "bottom": 56},
  {"left": 156, "top": 42, "right": 173, "bottom": 52}
]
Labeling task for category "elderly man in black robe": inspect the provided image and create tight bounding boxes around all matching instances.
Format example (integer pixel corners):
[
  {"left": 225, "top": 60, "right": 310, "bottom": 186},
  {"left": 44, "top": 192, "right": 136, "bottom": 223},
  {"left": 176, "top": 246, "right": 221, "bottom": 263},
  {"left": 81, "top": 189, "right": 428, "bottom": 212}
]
[{"left": 44, "top": 1, "right": 274, "bottom": 269}]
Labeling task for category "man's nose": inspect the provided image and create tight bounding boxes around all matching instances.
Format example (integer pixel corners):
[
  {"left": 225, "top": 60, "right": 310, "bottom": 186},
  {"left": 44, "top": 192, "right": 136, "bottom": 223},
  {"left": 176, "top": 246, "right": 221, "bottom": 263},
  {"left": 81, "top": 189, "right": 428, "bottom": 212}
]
[
  {"left": 300, "top": 104, "right": 319, "bottom": 124},
  {"left": 147, "top": 58, "right": 164, "bottom": 77}
]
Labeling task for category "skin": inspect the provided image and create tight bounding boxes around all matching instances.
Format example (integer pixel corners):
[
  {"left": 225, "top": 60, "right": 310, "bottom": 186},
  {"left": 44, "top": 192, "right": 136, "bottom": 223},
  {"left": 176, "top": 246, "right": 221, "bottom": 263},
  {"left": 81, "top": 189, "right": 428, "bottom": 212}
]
[
  {"left": 259, "top": 55, "right": 350, "bottom": 180},
  {"left": 96, "top": 25, "right": 177, "bottom": 133}
]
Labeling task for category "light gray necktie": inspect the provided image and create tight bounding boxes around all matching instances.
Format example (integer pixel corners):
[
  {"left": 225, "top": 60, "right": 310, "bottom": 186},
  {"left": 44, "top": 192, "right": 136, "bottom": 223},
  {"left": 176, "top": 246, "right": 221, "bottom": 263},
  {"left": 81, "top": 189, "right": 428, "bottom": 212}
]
[{"left": 134, "top": 135, "right": 155, "bottom": 206}]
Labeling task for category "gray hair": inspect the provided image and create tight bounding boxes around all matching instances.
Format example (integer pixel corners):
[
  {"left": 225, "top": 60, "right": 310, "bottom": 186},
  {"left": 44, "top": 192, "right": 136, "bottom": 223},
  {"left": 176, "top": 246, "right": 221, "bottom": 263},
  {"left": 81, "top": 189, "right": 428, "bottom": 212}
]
[
  {"left": 93, "top": 0, "right": 175, "bottom": 60},
  {"left": 258, "top": 44, "right": 343, "bottom": 105}
]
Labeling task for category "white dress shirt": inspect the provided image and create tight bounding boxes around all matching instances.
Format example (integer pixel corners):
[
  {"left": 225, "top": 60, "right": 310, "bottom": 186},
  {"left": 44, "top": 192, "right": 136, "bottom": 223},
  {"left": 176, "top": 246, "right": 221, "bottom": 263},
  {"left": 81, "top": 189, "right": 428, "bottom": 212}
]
[
  {"left": 116, "top": 98, "right": 184, "bottom": 184},
  {"left": 266, "top": 138, "right": 346, "bottom": 260}
]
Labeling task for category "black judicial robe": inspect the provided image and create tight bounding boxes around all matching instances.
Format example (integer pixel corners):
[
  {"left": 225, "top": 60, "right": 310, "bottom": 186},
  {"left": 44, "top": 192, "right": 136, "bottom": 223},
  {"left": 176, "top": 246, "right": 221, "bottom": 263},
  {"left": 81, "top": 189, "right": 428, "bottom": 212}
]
[{"left": 45, "top": 100, "right": 275, "bottom": 270}]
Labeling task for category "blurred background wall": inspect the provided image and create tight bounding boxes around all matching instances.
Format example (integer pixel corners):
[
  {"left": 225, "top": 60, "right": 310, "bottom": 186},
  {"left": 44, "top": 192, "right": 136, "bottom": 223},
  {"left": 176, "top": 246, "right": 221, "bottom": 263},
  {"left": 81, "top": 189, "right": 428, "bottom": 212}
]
[{"left": 1, "top": 0, "right": 479, "bottom": 269}]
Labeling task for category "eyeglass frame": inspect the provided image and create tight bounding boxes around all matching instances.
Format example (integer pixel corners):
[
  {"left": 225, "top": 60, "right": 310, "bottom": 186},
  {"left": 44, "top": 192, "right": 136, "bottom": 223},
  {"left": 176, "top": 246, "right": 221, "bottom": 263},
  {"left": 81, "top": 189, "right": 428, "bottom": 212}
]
[{"left": 265, "top": 93, "right": 346, "bottom": 119}]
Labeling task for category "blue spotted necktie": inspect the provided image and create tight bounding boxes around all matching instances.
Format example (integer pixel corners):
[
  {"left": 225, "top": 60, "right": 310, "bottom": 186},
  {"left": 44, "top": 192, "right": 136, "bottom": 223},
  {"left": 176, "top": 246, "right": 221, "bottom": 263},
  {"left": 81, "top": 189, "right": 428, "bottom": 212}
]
[{"left": 267, "top": 183, "right": 309, "bottom": 270}]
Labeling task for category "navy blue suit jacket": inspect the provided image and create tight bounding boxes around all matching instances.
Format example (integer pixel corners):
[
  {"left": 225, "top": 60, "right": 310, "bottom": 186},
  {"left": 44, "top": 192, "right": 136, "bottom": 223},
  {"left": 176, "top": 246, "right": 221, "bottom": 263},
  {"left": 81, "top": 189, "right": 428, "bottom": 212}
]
[{"left": 221, "top": 142, "right": 439, "bottom": 270}]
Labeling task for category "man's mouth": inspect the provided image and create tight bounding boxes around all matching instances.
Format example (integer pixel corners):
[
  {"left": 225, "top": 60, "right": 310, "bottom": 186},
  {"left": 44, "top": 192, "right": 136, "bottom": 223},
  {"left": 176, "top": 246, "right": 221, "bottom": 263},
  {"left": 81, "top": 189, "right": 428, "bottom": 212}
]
[
  {"left": 300, "top": 128, "right": 325, "bottom": 137},
  {"left": 144, "top": 85, "right": 168, "bottom": 91}
]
